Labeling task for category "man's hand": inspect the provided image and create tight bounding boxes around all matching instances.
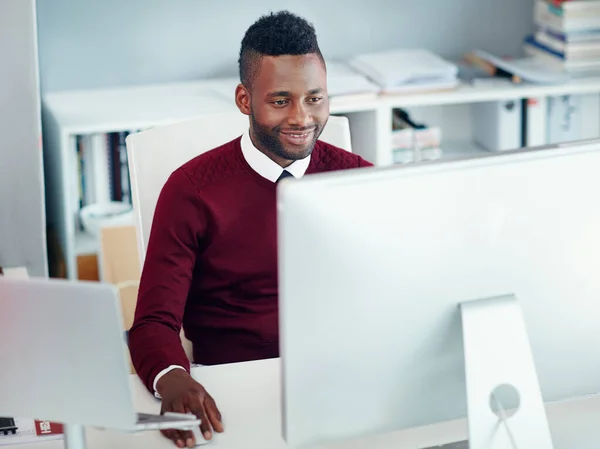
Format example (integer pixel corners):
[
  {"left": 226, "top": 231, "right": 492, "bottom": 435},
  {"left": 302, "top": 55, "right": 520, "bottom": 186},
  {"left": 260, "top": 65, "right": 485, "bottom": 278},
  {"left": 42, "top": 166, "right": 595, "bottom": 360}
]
[{"left": 157, "top": 368, "right": 224, "bottom": 448}]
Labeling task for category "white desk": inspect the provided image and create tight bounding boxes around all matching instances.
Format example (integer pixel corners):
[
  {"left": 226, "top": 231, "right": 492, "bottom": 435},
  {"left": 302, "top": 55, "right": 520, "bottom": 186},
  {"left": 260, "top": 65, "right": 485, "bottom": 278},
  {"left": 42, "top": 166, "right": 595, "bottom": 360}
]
[{"left": 10, "top": 358, "right": 600, "bottom": 449}]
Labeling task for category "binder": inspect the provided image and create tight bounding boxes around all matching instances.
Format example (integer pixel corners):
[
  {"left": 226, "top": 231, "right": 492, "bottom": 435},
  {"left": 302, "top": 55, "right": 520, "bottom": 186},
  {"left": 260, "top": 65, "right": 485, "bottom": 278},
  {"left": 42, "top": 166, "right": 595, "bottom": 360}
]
[
  {"left": 546, "top": 95, "right": 580, "bottom": 144},
  {"left": 472, "top": 100, "right": 523, "bottom": 151},
  {"left": 524, "top": 97, "right": 548, "bottom": 147}
]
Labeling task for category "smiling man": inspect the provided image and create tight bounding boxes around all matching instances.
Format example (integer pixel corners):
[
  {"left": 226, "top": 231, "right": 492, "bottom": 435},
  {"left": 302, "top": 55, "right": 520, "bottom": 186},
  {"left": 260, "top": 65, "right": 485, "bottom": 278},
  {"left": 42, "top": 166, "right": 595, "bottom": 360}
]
[{"left": 128, "top": 10, "right": 372, "bottom": 448}]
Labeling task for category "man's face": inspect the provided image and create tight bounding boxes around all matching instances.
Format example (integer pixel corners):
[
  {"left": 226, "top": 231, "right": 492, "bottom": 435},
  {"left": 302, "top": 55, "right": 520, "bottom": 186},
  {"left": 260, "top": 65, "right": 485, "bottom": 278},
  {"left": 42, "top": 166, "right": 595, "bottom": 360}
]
[{"left": 236, "top": 54, "right": 329, "bottom": 166}]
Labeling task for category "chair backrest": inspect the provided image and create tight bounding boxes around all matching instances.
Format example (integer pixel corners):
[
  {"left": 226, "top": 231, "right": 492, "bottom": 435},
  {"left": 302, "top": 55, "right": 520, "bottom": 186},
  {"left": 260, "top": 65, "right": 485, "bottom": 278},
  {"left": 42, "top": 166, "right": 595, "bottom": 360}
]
[
  {"left": 126, "top": 111, "right": 353, "bottom": 263},
  {"left": 99, "top": 223, "right": 195, "bottom": 364},
  {"left": 99, "top": 225, "right": 141, "bottom": 285},
  {"left": 98, "top": 225, "right": 142, "bottom": 372}
]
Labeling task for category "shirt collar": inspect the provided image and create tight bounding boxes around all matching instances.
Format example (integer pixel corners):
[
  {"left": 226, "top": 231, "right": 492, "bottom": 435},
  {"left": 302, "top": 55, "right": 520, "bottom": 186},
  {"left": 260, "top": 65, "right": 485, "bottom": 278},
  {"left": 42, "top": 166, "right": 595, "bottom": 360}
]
[{"left": 240, "top": 130, "right": 311, "bottom": 182}]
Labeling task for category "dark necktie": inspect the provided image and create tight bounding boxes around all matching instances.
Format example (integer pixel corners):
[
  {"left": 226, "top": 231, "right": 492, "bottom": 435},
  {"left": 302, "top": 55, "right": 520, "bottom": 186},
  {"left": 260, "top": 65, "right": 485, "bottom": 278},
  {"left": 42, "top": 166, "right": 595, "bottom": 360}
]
[{"left": 277, "top": 170, "right": 294, "bottom": 183}]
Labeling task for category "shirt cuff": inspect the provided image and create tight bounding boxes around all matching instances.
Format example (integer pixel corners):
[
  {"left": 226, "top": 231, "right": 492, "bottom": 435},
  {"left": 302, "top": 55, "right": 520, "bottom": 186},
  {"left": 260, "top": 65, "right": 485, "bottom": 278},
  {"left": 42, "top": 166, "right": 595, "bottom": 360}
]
[{"left": 153, "top": 365, "right": 187, "bottom": 399}]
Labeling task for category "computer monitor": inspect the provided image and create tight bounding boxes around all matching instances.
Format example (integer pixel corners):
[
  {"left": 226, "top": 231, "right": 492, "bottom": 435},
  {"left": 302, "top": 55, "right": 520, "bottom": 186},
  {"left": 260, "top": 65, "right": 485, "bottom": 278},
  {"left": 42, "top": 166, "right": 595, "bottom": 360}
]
[
  {"left": 277, "top": 139, "right": 600, "bottom": 448},
  {"left": 0, "top": 277, "right": 199, "bottom": 449}
]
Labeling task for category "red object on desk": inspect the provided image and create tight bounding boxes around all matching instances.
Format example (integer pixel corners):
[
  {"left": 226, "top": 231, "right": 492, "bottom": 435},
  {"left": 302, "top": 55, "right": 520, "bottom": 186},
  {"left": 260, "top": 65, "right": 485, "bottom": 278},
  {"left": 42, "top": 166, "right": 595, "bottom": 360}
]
[{"left": 34, "top": 420, "right": 63, "bottom": 436}]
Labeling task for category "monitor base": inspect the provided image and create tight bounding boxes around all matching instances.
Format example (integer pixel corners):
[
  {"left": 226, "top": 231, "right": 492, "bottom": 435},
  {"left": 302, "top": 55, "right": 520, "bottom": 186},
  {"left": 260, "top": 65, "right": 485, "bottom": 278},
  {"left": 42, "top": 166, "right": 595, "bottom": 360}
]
[{"left": 460, "top": 294, "right": 554, "bottom": 449}]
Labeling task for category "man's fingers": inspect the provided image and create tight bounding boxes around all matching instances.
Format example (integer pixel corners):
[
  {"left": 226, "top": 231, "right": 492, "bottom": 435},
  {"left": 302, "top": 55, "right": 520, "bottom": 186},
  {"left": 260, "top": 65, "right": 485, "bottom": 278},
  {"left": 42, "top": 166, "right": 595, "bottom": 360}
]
[
  {"left": 160, "top": 425, "right": 194, "bottom": 447},
  {"left": 162, "top": 402, "right": 195, "bottom": 448},
  {"left": 190, "top": 402, "right": 212, "bottom": 440},
  {"left": 160, "top": 429, "right": 186, "bottom": 448},
  {"left": 179, "top": 429, "right": 196, "bottom": 448},
  {"left": 205, "top": 395, "right": 224, "bottom": 433}
]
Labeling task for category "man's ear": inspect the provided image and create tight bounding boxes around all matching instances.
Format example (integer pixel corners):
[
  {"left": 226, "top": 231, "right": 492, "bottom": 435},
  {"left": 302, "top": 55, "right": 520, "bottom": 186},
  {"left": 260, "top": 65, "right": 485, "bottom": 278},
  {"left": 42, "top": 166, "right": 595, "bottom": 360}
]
[{"left": 235, "top": 84, "right": 251, "bottom": 116}]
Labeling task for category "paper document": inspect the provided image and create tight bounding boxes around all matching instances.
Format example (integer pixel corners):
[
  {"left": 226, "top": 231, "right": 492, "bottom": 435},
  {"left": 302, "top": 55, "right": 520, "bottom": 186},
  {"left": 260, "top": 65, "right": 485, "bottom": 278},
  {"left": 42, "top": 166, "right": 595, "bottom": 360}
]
[
  {"left": 325, "top": 60, "right": 380, "bottom": 97},
  {"left": 348, "top": 49, "right": 458, "bottom": 89}
]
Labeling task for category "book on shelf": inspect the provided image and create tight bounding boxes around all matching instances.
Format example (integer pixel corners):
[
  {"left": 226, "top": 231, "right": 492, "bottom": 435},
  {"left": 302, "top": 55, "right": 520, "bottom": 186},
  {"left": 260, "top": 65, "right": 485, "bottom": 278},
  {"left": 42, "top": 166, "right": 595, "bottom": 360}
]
[
  {"left": 524, "top": 34, "right": 600, "bottom": 72},
  {"left": 535, "top": 0, "right": 600, "bottom": 33},
  {"left": 527, "top": 1, "right": 600, "bottom": 74},
  {"left": 544, "top": 0, "right": 600, "bottom": 17},
  {"left": 74, "top": 130, "right": 135, "bottom": 232},
  {"left": 534, "top": 28, "right": 600, "bottom": 55},
  {"left": 537, "top": 26, "right": 600, "bottom": 44}
]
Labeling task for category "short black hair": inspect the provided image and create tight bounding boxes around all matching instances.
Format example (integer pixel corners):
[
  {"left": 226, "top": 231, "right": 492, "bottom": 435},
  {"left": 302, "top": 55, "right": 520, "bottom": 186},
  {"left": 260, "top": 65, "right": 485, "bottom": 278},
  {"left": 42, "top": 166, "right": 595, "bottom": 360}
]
[{"left": 238, "top": 11, "right": 325, "bottom": 88}]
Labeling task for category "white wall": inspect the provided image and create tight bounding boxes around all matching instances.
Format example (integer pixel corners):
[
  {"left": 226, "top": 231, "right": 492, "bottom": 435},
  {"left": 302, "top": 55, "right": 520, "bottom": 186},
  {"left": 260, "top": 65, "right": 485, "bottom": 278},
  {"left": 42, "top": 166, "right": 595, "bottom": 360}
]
[{"left": 36, "top": 0, "right": 535, "bottom": 92}]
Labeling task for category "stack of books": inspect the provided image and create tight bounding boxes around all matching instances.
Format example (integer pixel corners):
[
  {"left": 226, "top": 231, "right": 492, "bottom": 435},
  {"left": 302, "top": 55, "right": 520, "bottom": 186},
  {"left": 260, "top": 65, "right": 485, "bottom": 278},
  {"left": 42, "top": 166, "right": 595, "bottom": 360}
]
[{"left": 525, "top": 0, "right": 600, "bottom": 74}]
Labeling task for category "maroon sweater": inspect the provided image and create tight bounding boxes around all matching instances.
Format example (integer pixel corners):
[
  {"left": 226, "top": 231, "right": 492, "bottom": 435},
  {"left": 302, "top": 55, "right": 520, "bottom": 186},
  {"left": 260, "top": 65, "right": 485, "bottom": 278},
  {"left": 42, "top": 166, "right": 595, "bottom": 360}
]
[{"left": 128, "top": 136, "right": 372, "bottom": 392}]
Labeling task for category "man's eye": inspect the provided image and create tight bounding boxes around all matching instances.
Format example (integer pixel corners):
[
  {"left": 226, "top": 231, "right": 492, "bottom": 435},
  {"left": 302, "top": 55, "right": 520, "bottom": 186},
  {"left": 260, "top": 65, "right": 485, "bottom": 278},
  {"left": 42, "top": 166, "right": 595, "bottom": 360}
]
[
  {"left": 273, "top": 100, "right": 288, "bottom": 106},
  {"left": 308, "top": 97, "right": 323, "bottom": 103}
]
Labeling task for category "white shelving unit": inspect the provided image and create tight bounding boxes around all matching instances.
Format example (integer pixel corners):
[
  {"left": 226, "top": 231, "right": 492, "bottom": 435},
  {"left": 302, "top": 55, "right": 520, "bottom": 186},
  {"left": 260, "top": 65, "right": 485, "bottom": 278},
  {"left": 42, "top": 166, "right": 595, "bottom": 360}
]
[{"left": 42, "top": 76, "right": 600, "bottom": 279}]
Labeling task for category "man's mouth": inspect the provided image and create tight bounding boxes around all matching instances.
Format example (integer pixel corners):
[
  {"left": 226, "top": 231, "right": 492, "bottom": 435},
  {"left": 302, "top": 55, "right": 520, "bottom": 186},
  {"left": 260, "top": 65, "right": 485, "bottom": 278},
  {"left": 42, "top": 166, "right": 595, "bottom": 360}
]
[{"left": 279, "top": 128, "right": 315, "bottom": 145}]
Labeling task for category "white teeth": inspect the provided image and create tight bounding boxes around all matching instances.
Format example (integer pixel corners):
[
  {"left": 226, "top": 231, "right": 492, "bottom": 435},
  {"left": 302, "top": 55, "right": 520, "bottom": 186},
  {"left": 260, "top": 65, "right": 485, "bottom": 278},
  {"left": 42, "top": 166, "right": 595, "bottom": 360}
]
[{"left": 282, "top": 131, "right": 311, "bottom": 138}]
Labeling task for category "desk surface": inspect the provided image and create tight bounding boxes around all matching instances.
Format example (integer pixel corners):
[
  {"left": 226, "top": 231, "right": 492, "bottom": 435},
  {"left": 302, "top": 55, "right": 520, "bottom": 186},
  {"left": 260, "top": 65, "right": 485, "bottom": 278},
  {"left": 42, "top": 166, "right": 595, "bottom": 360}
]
[{"left": 9, "top": 358, "right": 600, "bottom": 449}]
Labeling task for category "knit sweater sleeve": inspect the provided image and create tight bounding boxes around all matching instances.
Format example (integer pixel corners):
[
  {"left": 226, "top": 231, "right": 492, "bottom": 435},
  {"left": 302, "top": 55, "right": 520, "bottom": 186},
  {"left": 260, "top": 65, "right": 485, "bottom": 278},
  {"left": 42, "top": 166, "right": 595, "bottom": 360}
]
[
  {"left": 359, "top": 156, "right": 374, "bottom": 167},
  {"left": 128, "top": 167, "right": 206, "bottom": 392}
]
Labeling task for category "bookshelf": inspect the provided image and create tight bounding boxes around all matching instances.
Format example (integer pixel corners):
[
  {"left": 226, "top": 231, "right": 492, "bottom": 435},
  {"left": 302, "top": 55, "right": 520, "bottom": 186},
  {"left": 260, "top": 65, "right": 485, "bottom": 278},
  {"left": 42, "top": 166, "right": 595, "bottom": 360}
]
[
  {"left": 42, "top": 76, "right": 600, "bottom": 279},
  {"left": 380, "top": 75, "right": 600, "bottom": 107}
]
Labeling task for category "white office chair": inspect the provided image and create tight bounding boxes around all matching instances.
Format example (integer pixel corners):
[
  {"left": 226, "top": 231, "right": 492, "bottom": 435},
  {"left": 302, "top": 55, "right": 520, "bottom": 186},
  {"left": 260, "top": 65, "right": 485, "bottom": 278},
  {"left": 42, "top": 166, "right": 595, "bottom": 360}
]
[
  {"left": 126, "top": 111, "right": 353, "bottom": 263},
  {"left": 125, "top": 111, "right": 353, "bottom": 361}
]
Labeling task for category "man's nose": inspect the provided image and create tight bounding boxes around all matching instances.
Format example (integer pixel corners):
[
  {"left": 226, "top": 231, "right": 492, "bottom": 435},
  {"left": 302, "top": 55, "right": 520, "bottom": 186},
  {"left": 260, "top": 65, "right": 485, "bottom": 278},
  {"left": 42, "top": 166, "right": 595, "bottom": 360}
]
[{"left": 287, "top": 102, "right": 310, "bottom": 128}]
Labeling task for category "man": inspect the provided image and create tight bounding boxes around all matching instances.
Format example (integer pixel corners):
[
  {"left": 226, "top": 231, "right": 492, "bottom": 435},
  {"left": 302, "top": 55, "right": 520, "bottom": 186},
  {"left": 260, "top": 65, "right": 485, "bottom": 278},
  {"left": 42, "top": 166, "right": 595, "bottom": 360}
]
[{"left": 128, "top": 10, "right": 373, "bottom": 448}]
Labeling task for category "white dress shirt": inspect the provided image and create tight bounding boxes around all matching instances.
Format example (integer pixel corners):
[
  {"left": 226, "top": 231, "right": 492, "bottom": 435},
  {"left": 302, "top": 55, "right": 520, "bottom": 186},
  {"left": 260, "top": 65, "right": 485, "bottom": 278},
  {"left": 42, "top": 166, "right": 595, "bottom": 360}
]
[
  {"left": 239, "top": 130, "right": 311, "bottom": 181},
  {"left": 151, "top": 131, "right": 311, "bottom": 397}
]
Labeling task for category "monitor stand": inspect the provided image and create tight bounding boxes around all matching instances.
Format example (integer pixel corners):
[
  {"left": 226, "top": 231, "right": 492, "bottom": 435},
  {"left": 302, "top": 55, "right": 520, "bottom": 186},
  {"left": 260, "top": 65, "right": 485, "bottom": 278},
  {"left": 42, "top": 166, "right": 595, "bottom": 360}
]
[
  {"left": 459, "top": 294, "right": 554, "bottom": 449},
  {"left": 63, "top": 424, "right": 86, "bottom": 449}
]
